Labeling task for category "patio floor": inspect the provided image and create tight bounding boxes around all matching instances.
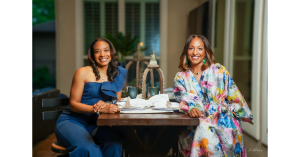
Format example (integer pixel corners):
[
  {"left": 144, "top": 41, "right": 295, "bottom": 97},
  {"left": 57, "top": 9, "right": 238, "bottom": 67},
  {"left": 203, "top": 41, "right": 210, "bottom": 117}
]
[{"left": 32, "top": 132, "right": 268, "bottom": 157}]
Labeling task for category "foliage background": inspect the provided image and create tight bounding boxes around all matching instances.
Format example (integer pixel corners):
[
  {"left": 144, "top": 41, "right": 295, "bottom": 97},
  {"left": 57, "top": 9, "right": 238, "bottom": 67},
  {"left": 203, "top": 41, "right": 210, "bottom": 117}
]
[
  {"left": 32, "top": 0, "right": 56, "bottom": 91},
  {"left": 32, "top": 0, "right": 55, "bottom": 26}
]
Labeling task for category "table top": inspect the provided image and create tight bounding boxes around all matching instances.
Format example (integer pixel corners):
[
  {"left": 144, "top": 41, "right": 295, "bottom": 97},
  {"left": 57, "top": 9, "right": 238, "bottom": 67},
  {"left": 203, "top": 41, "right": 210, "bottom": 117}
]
[{"left": 97, "top": 112, "right": 199, "bottom": 126}]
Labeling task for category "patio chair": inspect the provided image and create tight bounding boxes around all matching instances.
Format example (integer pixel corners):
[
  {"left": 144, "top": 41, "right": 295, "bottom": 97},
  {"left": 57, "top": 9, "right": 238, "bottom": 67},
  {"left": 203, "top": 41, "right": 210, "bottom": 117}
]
[
  {"left": 42, "top": 97, "right": 70, "bottom": 156},
  {"left": 41, "top": 97, "right": 127, "bottom": 157},
  {"left": 33, "top": 88, "right": 60, "bottom": 145}
]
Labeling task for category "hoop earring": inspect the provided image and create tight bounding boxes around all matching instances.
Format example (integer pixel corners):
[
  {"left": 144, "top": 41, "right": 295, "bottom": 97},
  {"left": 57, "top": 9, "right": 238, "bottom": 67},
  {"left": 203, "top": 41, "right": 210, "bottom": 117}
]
[{"left": 203, "top": 58, "right": 207, "bottom": 64}]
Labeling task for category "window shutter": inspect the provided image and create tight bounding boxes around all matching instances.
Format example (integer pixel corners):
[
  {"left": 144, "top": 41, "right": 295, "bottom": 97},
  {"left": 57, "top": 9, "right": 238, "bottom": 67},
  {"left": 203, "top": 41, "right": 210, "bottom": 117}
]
[
  {"left": 145, "top": 3, "right": 160, "bottom": 56},
  {"left": 105, "top": 2, "right": 118, "bottom": 37},
  {"left": 125, "top": 3, "right": 141, "bottom": 40},
  {"left": 84, "top": 1, "right": 101, "bottom": 55}
]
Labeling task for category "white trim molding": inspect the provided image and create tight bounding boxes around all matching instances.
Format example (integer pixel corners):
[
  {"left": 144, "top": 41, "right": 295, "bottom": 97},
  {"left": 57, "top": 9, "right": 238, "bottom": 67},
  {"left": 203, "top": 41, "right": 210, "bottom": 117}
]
[
  {"left": 261, "top": 0, "right": 268, "bottom": 146},
  {"left": 242, "top": 0, "right": 264, "bottom": 141},
  {"left": 118, "top": 0, "right": 125, "bottom": 34},
  {"left": 223, "top": 0, "right": 235, "bottom": 74},
  {"left": 160, "top": 0, "right": 168, "bottom": 88},
  {"left": 210, "top": 0, "right": 216, "bottom": 50},
  {"left": 75, "top": 0, "right": 84, "bottom": 70}
]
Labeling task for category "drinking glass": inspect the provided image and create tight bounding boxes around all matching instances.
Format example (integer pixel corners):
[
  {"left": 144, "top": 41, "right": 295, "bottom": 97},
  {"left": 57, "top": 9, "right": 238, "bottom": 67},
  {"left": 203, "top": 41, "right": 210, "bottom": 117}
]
[
  {"left": 128, "top": 87, "right": 138, "bottom": 99},
  {"left": 148, "top": 87, "right": 159, "bottom": 97}
]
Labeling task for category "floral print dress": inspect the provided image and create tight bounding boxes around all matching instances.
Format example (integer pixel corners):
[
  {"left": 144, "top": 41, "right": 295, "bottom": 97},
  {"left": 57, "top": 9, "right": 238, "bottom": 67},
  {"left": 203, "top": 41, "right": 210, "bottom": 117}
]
[{"left": 173, "top": 63, "right": 253, "bottom": 157}]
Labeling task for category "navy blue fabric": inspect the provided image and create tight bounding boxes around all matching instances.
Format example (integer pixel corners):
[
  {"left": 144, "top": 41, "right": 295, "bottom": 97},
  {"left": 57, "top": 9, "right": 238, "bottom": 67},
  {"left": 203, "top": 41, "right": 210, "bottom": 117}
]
[
  {"left": 32, "top": 87, "right": 54, "bottom": 96},
  {"left": 58, "top": 93, "right": 68, "bottom": 98},
  {"left": 58, "top": 66, "right": 128, "bottom": 124},
  {"left": 58, "top": 82, "right": 112, "bottom": 124},
  {"left": 55, "top": 120, "right": 123, "bottom": 157},
  {"left": 101, "top": 66, "right": 128, "bottom": 97},
  {"left": 55, "top": 66, "right": 127, "bottom": 157}
]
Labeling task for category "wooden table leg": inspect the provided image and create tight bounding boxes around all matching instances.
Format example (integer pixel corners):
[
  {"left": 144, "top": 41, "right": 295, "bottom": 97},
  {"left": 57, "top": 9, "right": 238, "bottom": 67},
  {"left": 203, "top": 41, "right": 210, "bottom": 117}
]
[
  {"left": 114, "top": 126, "right": 184, "bottom": 157},
  {"left": 148, "top": 126, "right": 183, "bottom": 157},
  {"left": 113, "top": 126, "right": 147, "bottom": 157}
]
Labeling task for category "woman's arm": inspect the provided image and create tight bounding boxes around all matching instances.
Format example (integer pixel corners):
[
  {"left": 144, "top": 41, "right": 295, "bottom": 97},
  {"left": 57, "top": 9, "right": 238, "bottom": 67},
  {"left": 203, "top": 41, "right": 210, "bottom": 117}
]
[
  {"left": 173, "top": 72, "right": 204, "bottom": 115},
  {"left": 94, "top": 86, "right": 122, "bottom": 113},
  {"left": 173, "top": 79, "right": 189, "bottom": 114},
  {"left": 69, "top": 68, "right": 95, "bottom": 114},
  {"left": 223, "top": 68, "right": 253, "bottom": 122}
]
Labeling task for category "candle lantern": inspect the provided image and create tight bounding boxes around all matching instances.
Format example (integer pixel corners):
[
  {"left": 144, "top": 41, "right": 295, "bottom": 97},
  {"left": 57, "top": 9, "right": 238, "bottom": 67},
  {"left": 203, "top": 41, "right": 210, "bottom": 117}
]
[
  {"left": 123, "top": 42, "right": 154, "bottom": 92},
  {"left": 142, "top": 51, "right": 164, "bottom": 99}
]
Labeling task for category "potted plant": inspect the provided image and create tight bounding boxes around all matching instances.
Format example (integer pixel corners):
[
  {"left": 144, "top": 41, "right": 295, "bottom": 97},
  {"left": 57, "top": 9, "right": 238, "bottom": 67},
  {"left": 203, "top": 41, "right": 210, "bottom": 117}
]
[{"left": 104, "top": 32, "right": 147, "bottom": 66}]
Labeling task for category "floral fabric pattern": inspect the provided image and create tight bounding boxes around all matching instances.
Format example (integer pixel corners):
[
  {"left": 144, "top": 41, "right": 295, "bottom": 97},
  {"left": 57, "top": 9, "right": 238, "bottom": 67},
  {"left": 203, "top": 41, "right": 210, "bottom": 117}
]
[{"left": 173, "top": 63, "right": 253, "bottom": 157}]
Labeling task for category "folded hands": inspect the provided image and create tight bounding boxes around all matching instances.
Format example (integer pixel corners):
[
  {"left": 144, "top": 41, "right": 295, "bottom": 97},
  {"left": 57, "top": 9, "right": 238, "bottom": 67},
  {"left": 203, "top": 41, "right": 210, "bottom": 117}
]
[{"left": 93, "top": 100, "right": 120, "bottom": 114}]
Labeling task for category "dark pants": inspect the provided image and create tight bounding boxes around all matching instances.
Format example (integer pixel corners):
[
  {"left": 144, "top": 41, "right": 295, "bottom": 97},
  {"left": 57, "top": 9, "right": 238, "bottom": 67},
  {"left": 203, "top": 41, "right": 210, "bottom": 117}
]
[{"left": 55, "top": 119, "right": 123, "bottom": 157}]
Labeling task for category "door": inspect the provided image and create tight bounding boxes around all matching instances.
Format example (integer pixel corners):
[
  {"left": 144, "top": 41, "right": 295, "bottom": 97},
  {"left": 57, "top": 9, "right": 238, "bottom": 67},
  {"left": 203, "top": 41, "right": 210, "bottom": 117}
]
[{"left": 219, "top": 0, "right": 265, "bottom": 140}]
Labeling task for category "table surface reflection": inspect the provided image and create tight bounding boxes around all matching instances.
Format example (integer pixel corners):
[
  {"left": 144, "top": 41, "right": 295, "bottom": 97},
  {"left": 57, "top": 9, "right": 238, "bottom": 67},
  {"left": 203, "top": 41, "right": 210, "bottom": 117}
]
[{"left": 97, "top": 112, "right": 199, "bottom": 126}]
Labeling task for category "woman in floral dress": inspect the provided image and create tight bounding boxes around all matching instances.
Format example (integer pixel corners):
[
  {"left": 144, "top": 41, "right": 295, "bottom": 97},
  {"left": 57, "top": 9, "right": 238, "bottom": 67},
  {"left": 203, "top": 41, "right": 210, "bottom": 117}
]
[{"left": 173, "top": 34, "right": 253, "bottom": 157}]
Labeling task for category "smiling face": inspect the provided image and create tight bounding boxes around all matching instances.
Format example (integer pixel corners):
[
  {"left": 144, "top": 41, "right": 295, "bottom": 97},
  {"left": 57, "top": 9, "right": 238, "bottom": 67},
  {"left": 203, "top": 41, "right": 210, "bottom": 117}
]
[
  {"left": 187, "top": 37, "right": 206, "bottom": 67},
  {"left": 93, "top": 41, "right": 111, "bottom": 67}
]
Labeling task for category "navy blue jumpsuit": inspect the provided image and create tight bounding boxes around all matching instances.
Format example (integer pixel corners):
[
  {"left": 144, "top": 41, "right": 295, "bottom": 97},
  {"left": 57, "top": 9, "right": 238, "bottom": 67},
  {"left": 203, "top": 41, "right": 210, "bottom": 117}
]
[{"left": 55, "top": 66, "right": 127, "bottom": 157}]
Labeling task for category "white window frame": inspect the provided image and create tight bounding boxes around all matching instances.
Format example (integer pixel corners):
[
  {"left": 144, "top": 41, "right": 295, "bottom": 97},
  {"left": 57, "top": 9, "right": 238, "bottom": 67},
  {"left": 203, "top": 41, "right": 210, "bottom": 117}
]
[
  {"left": 222, "top": 0, "right": 265, "bottom": 141},
  {"left": 261, "top": 0, "right": 268, "bottom": 146},
  {"left": 82, "top": 0, "right": 118, "bottom": 61},
  {"left": 83, "top": 0, "right": 167, "bottom": 86},
  {"left": 83, "top": 0, "right": 160, "bottom": 61}
]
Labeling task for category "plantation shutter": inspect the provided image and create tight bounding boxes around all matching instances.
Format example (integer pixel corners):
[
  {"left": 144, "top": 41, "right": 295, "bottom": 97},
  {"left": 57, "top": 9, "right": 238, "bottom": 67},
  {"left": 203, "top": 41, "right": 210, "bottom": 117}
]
[
  {"left": 84, "top": 1, "right": 101, "bottom": 55},
  {"left": 105, "top": 2, "right": 118, "bottom": 37},
  {"left": 125, "top": 3, "right": 141, "bottom": 42},
  {"left": 145, "top": 2, "right": 160, "bottom": 56},
  {"left": 83, "top": 0, "right": 118, "bottom": 66}
]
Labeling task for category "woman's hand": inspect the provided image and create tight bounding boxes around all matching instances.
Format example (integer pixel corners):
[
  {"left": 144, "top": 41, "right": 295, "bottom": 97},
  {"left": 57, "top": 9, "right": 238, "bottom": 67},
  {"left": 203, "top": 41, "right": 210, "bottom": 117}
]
[
  {"left": 93, "top": 100, "right": 107, "bottom": 113},
  {"left": 189, "top": 108, "right": 204, "bottom": 118},
  {"left": 97, "top": 104, "right": 120, "bottom": 114}
]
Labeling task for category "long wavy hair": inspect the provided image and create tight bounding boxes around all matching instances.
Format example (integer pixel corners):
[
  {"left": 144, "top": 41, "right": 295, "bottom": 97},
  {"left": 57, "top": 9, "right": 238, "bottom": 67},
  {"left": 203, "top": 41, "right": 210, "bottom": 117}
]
[
  {"left": 178, "top": 34, "right": 216, "bottom": 72},
  {"left": 87, "top": 38, "right": 119, "bottom": 82}
]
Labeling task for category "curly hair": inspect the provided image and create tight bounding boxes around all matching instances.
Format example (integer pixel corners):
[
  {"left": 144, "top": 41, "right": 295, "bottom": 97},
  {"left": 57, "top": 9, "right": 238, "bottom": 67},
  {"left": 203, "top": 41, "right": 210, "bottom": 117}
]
[
  {"left": 178, "top": 34, "right": 216, "bottom": 72},
  {"left": 87, "top": 38, "right": 119, "bottom": 82}
]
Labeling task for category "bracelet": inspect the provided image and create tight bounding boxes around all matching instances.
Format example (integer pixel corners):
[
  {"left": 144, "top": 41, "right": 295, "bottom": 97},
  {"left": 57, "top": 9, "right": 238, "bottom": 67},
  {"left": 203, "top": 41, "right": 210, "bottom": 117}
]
[{"left": 188, "top": 106, "right": 196, "bottom": 114}]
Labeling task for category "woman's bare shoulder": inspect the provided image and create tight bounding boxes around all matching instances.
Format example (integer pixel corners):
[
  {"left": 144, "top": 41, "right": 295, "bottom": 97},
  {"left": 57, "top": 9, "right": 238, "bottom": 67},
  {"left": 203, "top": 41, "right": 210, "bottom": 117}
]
[
  {"left": 73, "top": 66, "right": 93, "bottom": 81},
  {"left": 83, "top": 66, "right": 93, "bottom": 71},
  {"left": 76, "top": 66, "right": 91, "bottom": 74}
]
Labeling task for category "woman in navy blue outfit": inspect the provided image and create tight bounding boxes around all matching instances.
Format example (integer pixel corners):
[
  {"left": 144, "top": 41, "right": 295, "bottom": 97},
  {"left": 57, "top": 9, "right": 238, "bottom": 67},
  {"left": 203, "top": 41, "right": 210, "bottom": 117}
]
[{"left": 55, "top": 38, "right": 128, "bottom": 157}]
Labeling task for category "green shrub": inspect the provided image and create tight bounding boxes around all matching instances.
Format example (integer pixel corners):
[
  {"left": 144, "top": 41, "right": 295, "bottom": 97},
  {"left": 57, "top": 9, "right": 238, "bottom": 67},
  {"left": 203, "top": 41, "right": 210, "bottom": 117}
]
[{"left": 33, "top": 66, "right": 56, "bottom": 89}]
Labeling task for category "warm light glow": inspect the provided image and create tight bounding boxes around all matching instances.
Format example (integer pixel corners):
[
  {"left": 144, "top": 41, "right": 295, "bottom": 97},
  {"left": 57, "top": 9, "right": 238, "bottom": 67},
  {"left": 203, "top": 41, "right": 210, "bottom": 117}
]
[{"left": 139, "top": 42, "right": 143, "bottom": 47}]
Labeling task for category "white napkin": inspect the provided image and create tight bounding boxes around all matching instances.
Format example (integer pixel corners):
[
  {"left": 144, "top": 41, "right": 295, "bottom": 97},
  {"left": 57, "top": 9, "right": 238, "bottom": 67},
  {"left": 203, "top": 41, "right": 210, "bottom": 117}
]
[
  {"left": 136, "top": 94, "right": 143, "bottom": 99},
  {"left": 129, "top": 99, "right": 152, "bottom": 108},
  {"left": 117, "top": 102, "right": 125, "bottom": 106},
  {"left": 118, "top": 94, "right": 179, "bottom": 109},
  {"left": 120, "top": 109, "right": 173, "bottom": 114},
  {"left": 148, "top": 94, "right": 169, "bottom": 108},
  {"left": 170, "top": 102, "right": 180, "bottom": 108}
]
